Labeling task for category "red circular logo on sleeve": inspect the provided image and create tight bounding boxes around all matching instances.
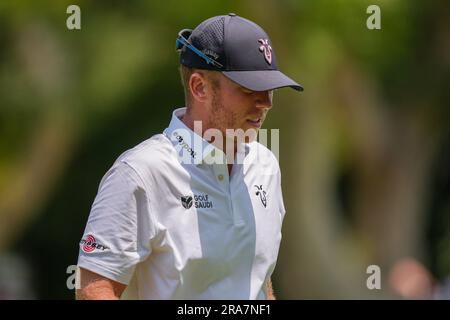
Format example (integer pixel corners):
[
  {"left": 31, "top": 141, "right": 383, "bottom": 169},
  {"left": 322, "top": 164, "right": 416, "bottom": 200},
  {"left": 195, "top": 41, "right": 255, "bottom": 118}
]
[
  {"left": 80, "top": 234, "right": 109, "bottom": 253},
  {"left": 81, "top": 234, "right": 96, "bottom": 253}
]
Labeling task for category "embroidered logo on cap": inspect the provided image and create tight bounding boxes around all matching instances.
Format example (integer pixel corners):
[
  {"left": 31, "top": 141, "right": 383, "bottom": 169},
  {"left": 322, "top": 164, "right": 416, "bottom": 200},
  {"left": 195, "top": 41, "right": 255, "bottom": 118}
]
[{"left": 258, "top": 39, "right": 272, "bottom": 65}]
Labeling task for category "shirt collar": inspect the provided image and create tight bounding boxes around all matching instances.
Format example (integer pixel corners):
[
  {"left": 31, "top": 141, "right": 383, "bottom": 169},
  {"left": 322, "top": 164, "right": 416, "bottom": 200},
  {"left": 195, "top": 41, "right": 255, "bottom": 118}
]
[{"left": 164, "top": 107, "right": 228, "bottom": 165}]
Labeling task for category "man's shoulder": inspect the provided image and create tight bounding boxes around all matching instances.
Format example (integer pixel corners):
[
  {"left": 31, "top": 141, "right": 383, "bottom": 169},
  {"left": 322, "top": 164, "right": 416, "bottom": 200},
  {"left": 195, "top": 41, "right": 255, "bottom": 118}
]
[
  {"left": 94, "top": 133, "right": 180, "bottom": 195},
  {"left": 114, "top": 133, "right": 177, "bottom": 171}
]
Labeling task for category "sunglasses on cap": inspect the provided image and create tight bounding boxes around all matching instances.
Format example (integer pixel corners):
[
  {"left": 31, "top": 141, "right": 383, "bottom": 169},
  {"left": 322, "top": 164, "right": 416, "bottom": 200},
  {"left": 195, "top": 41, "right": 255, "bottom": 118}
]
[{"left": 175, "top": 29, "right": 224, "bottom": 69}]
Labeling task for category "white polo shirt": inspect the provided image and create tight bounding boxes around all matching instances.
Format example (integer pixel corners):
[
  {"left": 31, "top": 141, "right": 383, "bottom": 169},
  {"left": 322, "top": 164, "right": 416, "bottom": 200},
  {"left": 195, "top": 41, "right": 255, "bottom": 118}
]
[{"left": 77, "top": 107, "right": 286, "bottom": 299}]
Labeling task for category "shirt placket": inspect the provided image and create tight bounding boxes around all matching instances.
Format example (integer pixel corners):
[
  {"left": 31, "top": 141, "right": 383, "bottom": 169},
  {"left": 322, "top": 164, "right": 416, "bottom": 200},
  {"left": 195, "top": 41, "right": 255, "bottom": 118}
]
[{"left": 212, "top": 163, "right": 244, "bottom": 226}]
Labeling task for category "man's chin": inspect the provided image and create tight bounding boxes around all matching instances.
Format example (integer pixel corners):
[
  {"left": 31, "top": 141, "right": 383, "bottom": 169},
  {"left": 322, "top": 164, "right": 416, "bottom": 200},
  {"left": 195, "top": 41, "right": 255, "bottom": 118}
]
[{"left": 234, "top": 126, "right": 259, "bottom": 143}]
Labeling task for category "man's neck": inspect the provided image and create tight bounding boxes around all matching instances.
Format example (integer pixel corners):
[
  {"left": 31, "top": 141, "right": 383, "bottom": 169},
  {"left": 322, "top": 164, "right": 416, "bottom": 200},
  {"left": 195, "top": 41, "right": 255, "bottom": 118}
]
[
  {"left": 180, "top": 108, "right": 237, "bottom": 161},
  {"left": 179, "top": 109, "right": 195, "bottom": 132}
]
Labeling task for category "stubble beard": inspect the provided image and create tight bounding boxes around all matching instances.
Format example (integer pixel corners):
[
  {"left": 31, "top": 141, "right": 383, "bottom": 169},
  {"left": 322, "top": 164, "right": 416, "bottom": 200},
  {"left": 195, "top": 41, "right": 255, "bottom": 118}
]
[{"left": 209, "top": 90, "right": 258, "bottom": 161}]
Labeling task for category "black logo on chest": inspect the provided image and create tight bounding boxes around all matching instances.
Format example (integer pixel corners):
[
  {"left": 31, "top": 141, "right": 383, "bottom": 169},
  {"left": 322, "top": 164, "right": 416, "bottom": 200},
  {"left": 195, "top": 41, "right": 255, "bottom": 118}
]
[
  {"left": 254, "top": 185, "right": 267, "bottom": 208},
  {"left": 181, "top": 194, "right": 213, "bottom": 209},
  {"left": 181, "top": 195, "right": 193, "bottom": 209}
]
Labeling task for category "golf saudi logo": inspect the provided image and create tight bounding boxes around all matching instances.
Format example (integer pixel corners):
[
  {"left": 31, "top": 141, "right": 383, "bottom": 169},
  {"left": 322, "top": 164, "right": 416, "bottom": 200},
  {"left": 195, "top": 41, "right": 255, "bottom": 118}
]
[
  {"left": 181, "top": 195, "right": 193, "bottom": 209},
  {"left": 181, "top": 194, "right": 213, "bottom": 209}
]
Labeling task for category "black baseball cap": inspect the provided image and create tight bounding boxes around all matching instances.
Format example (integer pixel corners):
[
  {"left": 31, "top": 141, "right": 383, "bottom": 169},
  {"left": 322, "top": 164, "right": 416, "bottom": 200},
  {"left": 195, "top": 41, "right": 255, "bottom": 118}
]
[{"left": 176, "top": 13, "right": 303, "bottom": 92}]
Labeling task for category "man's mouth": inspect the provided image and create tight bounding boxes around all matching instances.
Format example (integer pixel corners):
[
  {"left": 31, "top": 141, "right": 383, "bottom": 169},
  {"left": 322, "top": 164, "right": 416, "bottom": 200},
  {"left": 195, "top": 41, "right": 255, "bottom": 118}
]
[{"left": 247, "top": 118, "right": 262, "bottom": 128}]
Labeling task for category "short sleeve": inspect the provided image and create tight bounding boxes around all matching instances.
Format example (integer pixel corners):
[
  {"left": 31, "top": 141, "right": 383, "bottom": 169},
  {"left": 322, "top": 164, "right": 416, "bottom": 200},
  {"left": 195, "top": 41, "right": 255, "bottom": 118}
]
[{"left": 77, "top": 161, "right": 154, "bottom": 285}]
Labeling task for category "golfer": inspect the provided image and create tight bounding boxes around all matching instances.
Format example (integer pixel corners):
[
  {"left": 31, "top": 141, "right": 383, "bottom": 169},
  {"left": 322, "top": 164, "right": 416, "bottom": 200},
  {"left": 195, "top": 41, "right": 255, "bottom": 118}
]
[{"left": 76, "top": 13, "right": 303, "bottom": 300}]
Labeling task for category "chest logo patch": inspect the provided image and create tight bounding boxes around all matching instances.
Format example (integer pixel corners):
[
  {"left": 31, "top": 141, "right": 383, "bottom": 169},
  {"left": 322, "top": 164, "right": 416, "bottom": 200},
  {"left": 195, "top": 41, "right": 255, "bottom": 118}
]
[
  {"left": 181, "top": 195, "right": 193, "bottom": 209},
  {"left": 181, "top": 194, "right": 213, "bottom": 209},
  {"left": 254, "top": 185, "right": 267, "bottom": 208}
]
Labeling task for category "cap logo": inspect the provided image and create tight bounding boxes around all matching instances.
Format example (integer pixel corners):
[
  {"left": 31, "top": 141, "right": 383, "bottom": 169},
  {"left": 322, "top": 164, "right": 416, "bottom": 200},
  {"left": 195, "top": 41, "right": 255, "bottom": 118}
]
[
  {"left": 258, "top": 39, "right": 272, "bottom": 65},
  {"left": 202, "top": 49, "right": 219, "bottom": 60}
]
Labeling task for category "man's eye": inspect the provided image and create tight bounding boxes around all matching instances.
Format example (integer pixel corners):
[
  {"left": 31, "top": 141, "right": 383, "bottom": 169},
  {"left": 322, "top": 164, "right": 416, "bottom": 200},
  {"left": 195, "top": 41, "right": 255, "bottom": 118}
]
[{"left": 241, "top": 88, "right": 254, "bottom": 94}]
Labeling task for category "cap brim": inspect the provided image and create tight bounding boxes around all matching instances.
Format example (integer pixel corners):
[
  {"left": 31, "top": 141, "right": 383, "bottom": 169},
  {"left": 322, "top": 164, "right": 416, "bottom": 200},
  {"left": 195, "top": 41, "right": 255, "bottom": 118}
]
[{"left": 222, "top": 70, "right": 303, "bottom": 92}]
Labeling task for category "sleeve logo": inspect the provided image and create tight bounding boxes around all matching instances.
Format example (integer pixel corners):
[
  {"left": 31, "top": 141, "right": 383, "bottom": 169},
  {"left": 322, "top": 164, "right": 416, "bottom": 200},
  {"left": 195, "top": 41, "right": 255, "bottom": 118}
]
[{"left": 80, "top": 234, "right": 109, "bottom": 253}]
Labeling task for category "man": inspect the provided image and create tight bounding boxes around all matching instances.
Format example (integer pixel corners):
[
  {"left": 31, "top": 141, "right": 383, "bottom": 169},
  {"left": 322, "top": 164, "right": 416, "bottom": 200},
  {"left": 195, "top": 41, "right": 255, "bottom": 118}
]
[{"left": 76, "top": 13, "right": 303, "bottom": 300}]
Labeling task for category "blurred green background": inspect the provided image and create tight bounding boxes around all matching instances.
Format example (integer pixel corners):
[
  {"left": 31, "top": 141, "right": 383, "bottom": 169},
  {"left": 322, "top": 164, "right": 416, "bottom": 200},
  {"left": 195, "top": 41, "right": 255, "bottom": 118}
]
[{"left": 0, "top": 0, "right": 449, "bottom": 299}]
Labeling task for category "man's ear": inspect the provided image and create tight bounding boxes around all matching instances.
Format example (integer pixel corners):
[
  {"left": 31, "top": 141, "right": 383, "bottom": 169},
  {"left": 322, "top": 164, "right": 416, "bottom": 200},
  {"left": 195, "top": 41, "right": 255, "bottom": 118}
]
[{"left": 189, "top": 72, "right": 210, "bottom": 103}]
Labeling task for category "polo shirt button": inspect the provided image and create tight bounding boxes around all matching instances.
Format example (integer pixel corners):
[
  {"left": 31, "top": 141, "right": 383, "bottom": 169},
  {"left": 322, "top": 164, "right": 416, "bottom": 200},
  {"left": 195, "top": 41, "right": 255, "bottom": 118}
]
[{"left": 218, "top": 174, "right": 224, "bottom": 181}]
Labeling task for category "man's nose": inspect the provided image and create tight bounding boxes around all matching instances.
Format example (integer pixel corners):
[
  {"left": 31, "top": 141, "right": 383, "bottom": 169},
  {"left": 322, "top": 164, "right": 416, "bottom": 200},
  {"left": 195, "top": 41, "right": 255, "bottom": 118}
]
[{"left": 255, "top": 90, "right": 273, "bottom": 110}]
